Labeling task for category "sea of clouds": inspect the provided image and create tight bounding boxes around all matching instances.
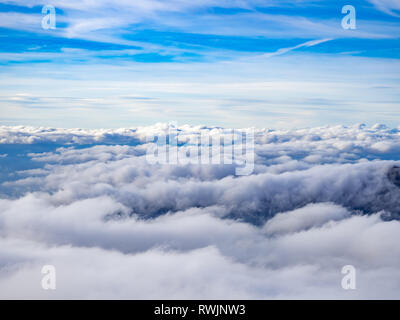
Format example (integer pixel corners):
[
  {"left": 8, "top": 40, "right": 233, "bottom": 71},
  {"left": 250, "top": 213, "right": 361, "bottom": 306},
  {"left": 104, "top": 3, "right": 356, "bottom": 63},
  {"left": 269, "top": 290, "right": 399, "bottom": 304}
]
[{"left": 0, "top": 123, "right": 400, "bottom": 299}]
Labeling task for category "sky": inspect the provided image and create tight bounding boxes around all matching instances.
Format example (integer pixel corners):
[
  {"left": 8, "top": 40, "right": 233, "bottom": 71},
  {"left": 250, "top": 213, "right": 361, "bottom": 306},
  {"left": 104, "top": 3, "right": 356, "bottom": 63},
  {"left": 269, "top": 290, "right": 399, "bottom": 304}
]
[
  {"left": 0, "top": 0, "right": 399, "bottom": 129},
  {"left": 1, "top": 1, "right": 400, "bottom": 299}
]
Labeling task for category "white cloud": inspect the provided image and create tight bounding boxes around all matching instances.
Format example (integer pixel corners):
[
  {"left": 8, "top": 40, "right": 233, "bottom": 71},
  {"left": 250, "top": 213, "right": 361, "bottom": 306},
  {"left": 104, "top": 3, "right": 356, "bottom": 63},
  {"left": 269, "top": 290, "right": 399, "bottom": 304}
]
[
  {"left": 0, "top": 123, "right": 400, "bottom": 299},
  {"left": 368, "top": 0, "right": 400, "bottom": 17},
  {"left": 262, "top": 203, "right": 350, "bottom": 236},
  {"left": 262, "top": 38, "right": 334, "bottom": 58}
]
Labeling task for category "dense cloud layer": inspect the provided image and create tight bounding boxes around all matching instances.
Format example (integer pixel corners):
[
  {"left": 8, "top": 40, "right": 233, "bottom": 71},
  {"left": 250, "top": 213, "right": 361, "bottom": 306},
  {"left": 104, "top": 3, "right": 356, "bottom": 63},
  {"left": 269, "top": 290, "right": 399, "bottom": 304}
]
[{"left": 0, "top": 124, "right": 399, "bottom": 299}]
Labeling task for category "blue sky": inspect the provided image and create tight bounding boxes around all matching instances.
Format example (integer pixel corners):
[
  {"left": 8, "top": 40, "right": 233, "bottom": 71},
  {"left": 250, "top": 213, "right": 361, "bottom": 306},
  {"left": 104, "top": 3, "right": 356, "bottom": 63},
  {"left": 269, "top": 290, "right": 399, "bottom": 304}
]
[{"left": 0, "top": 0, "right": 399, "bottom": 129}]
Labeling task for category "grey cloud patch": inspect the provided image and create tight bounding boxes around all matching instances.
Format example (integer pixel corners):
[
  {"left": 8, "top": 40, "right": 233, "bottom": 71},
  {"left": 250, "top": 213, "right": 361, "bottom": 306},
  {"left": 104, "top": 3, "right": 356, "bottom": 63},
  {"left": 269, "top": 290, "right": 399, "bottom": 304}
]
[
  {"left": 388, "top": 166, "right": 400, "bottom": 188},
  {"left": 0, "top": 123, "right": 400, "bottom": 299}
]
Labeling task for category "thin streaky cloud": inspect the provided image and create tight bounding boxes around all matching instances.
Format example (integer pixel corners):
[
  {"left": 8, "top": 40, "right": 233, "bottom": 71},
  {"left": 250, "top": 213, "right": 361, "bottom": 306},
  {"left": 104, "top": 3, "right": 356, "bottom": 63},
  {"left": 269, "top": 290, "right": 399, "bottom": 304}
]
[{"left": 262, "top": 38, "right": 334, "bottom": 58}]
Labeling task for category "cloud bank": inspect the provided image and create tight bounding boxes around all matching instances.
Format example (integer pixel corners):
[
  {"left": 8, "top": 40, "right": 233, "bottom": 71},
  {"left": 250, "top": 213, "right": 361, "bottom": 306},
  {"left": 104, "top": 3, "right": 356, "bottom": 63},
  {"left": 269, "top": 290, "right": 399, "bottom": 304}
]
[{"left": 0, "top": 123, "right": 400, "bottom": 299}]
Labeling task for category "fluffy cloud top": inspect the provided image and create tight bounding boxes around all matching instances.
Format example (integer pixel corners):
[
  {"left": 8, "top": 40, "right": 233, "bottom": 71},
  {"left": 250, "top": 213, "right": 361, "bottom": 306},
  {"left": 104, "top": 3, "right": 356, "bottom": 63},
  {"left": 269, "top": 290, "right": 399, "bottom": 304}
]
[{"left": 0, "top": 123, "right": 399, "bottom": 299}]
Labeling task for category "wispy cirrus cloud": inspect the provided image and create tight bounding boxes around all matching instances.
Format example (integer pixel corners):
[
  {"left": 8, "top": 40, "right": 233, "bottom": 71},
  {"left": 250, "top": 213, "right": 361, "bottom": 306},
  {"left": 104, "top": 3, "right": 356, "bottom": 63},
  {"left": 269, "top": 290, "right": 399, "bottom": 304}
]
[
  {"left": 262, "top": 38, "right": 334, "bottom": 58},
  {"left": 367, "top": 0, "right": 400, "bottom": 17}
]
